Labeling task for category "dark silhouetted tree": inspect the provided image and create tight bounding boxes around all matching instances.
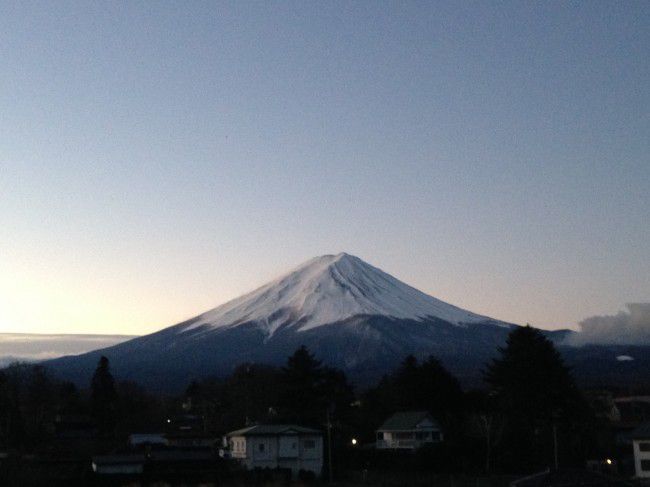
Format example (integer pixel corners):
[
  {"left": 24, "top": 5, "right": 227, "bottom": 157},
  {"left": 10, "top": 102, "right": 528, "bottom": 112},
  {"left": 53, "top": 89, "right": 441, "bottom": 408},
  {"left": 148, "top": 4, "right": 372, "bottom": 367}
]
[
  {"left": 485, "top": 325, "right": 589, "bottom": 471},
  {"left": 225, "top": 363, "right": 284, "bottom": 430},
  {"left": 91, "top": 356, "right": 117, "bottom": 436},
  {"left": 0, "top": 371, "right": 9, "bottom": 447},
  {"left": 278, "top": 346, "right": 326, "bottom": 424},
  {"left": 365, "top": 355, "right": 463, "bottom": 421},
  {"left": 360, "top": 354, "right": 464, "bottom": 451},
  {"left": 278, "top": 346, "right": 353, "bottom": 426}
]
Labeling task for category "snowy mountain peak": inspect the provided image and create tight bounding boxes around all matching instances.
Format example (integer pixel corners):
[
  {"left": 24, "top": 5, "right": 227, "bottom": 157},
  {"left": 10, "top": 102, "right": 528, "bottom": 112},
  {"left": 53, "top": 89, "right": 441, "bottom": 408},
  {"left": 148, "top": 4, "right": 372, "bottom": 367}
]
[{"left": 182, "top": 253, "right": 503, "bottom": 336}]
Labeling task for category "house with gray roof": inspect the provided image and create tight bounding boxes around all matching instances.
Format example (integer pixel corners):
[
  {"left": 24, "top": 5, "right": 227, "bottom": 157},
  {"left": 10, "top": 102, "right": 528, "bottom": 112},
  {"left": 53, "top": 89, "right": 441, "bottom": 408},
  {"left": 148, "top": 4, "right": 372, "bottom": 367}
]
[
  {"left": 225, "top": 424, "right": 323, "bottom": 477},
  {"left": 376, "top": 411, "right": 443, "bottom": 450}
]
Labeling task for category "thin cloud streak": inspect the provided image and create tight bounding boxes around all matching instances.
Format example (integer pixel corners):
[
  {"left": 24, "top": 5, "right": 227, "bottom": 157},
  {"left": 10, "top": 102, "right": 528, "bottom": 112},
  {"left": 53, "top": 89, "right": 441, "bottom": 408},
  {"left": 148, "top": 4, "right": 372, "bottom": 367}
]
[{"left": 0, "top": 333, "right": 136, "bottom": 364}]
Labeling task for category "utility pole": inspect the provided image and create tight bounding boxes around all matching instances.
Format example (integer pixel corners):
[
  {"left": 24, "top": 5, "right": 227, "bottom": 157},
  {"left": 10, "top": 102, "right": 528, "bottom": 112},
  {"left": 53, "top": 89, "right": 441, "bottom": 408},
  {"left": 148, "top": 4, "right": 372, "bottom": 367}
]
[
  {"left": 553, "top": 423, "right": 558, "bottom": 470},
  {"left": 326, "top": 409, "right": 333, "bottom": 484}
]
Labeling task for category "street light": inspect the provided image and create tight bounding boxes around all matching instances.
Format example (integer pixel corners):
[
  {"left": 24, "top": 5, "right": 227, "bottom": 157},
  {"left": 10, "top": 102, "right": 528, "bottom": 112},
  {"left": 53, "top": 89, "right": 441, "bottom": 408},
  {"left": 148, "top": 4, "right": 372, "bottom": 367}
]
[
  {"left": 351, "top": 438, "right": 357, "bottom": 446},
  {"left": 606, "top": 458, "right": 612, "bottom": 465}
]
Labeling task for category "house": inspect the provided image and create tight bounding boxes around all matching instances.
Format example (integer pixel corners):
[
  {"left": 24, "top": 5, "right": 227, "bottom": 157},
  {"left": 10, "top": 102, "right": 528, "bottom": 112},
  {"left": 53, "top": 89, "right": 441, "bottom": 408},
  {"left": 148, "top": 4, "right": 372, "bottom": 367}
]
[
  {"left": 376, "top": 411, "right": 443, "bottom": 450},
  {"left": 632, "top": 422, "right": 650, "bottom": 479},
  {"left": 225, "top": 424, "right": 323, "bottom": 477}
]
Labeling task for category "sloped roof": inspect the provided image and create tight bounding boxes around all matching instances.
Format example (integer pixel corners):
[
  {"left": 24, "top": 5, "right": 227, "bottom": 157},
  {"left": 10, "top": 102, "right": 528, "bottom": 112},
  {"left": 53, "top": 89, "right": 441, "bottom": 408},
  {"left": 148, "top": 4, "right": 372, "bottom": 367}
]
[
  {"left": 227, "top": 424, "right": 321, "bottom": 437},
  {"left": 378, "top": 411, "right": 440, "bottom": 431},
  {"left": 631, "top": 421, "right": 650, "bottom": 439}
]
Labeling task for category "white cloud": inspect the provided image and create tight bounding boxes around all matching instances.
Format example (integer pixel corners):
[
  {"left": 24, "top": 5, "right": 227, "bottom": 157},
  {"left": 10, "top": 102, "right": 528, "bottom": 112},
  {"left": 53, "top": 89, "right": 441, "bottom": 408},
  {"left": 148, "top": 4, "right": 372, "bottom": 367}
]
[{"left": 567, "top": 303, "right": 650, "bottom": 346}]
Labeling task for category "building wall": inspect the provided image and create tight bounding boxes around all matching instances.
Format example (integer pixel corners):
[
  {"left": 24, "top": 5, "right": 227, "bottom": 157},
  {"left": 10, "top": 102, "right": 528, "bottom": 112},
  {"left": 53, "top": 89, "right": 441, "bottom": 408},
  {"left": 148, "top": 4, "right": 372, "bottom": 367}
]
[
  {"left": 93, "top": 463, "right": 143, "bottom": 475},
  {"left": 229, "top": 434, "right": 323, "bottom": 476},
  {"left": 633, "top": 439, "right": 650, "bottom": 478},
  {"left": 128, "top": 433, "right": 168, "bottom": 447},
  {"left": 376, "top": 428, "right": 443, "bottom": 449},
  {"left": 229, "top": 435, "right": 248, "bottom": 459}
]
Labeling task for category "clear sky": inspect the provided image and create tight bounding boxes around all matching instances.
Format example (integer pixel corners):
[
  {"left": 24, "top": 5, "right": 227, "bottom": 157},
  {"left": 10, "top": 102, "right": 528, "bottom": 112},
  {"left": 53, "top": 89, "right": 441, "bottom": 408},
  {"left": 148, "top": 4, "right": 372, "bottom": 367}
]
[{"left": 1, "top": 1, "right": 649, "bottom": 335}]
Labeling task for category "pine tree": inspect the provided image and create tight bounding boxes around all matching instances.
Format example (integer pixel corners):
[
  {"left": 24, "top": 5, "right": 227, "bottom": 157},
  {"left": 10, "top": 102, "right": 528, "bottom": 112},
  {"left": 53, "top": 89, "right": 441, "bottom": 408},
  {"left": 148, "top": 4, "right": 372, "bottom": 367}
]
[
  {"left": 278, "top": 346, "right": 352, "bottom": 426},
  {"left": 485, "top": 326, "right": 588, "bottom": 470},
  {"left": 278, "top": 346, "right": 325, "bottom": 424},
  {"left": 90, "top": 356, "right": 117, "bottom": 436}
]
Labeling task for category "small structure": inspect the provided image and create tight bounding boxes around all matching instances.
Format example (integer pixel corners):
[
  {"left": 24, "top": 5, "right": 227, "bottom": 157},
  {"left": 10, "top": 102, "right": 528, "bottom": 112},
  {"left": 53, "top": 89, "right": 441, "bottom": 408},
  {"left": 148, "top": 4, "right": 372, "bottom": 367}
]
[
  {"left": 376, "top": 411, "right": 442, "bottom": 450},
  {"left": 225, "top": 424, "right": 323, "bottom": 477},
  {"left": 128, "top": 433, "right": 168, "bottom": 448},
  {"left": 166, "top": 432, "right": 219, "bottom": 449},
  {"left": 632, "top": 422, "right": 650, "bottom": 479},
  {"left": 92, "top": 450, "right": 219, "bottom": 476},
  {"left": 92, "top": 454, "right": 145, "bottom": 475}
]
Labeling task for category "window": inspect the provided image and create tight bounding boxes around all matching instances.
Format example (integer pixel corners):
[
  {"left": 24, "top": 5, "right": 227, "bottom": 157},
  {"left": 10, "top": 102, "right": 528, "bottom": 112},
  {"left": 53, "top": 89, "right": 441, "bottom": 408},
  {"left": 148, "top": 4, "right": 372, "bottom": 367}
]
[
  {"left": 304, "top": 439, "right": 316, "bottom": 449},
  {"left": 292, "top": 442, "right": 297, "bottom": 449},
  {"left": 642, "top": 460, "right": 650, "bottom": 472},
  {"left": 258, "top": 443, "right": 265, "bottom": 452},
  {"left": 377, "top": 432, "right": 384, "bottom": 440},
  {"left": 640, "top": 442, "right": 650, "bottom": 452}
]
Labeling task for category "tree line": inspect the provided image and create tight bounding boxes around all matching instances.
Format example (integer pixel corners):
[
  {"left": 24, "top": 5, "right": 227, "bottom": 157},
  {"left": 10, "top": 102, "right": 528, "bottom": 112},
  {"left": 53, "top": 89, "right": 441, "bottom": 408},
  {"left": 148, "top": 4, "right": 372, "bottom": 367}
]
[{"left": 0, "top": 325, "right": 606, "bottom": 474}]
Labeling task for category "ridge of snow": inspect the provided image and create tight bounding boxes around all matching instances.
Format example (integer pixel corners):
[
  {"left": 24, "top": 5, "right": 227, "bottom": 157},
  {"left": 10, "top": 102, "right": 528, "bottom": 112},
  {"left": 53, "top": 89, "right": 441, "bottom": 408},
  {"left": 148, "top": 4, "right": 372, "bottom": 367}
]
[{"left": 183, "top": 253, "right": 503, "bottom": 336}]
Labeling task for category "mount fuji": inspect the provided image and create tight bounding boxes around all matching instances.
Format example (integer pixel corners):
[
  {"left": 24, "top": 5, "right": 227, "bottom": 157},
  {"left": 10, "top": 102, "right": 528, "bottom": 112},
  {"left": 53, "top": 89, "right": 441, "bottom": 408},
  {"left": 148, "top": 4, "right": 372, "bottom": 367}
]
[
  {"left": 180, "top": 252, "right": 509, "bottom": 336},
  {"left": 45, "top": 253, "right": 565, "bottom": 390}
]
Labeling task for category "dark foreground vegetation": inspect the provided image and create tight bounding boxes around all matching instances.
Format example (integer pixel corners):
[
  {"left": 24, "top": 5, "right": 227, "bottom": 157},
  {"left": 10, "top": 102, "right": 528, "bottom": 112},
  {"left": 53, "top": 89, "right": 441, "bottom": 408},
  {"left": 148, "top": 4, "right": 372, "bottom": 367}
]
[{"left": 0, "top": 326, "right": 646, "bottom": 485}]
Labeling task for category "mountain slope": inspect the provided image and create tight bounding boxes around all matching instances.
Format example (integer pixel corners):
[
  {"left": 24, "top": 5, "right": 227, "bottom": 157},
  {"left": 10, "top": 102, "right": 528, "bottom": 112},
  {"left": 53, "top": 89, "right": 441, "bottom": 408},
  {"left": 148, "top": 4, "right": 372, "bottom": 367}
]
[
  {"left": 43, "top": 253, "right": 518, "bottom": 390},
  {"left": 180, "top": 253, "right": 507, "bottom": 336}
]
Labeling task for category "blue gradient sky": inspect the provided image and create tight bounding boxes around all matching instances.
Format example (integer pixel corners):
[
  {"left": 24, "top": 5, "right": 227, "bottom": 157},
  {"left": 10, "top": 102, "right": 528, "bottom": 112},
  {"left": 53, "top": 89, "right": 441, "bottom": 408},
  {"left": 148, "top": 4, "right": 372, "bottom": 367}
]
[{"left": 1, "top": 1, "right": 649, "bottom": 335}]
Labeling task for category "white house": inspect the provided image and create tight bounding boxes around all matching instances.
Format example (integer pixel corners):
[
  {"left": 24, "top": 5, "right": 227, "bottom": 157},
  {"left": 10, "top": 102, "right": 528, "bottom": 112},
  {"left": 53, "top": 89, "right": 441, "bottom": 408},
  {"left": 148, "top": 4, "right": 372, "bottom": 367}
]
[
  {"left": 376, "top": 411, "right": 443, "bottom": 450},
  {"left": 632, "top": 422, "right": 650, "bottom": 479},
  {"left": 226, "top": 424, "right": 323, "bottom": 477}
]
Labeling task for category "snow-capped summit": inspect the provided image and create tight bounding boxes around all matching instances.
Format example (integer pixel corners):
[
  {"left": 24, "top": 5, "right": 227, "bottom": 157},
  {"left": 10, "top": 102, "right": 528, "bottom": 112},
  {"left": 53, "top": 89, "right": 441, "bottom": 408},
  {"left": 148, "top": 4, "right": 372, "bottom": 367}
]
[
  {"left": 184, "top": 252, "right": 498, "bottom": 336},
  {"left": 44, "top": 253, "right": 647, "bottom": 392},
  {"left": 45, "top": 252, "right": 523, "bottom": 391}
]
